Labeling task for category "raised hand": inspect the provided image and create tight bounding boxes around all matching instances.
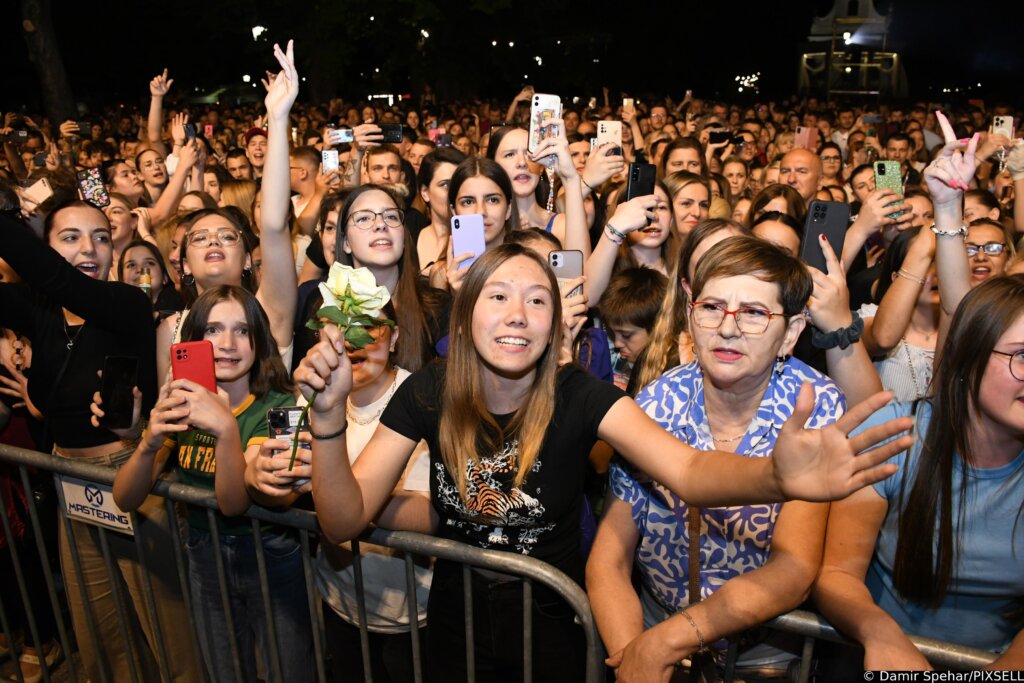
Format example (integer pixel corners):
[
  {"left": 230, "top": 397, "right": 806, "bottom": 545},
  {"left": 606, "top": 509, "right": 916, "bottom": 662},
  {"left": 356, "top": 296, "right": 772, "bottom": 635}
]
[
  {"left": 806, "top": 235, "right": 853, "bottom": 333},
  {"left": 293, "top": 323, "right": 352, "bottom": 422},
  {"left": 529, "top": 117, "right": 577, "bottom": 178},
  {"left": 149, "top": 68, "right": 173, "bottom": 98},
  {"left": 773, "top": 386, "right": 913, "bottom": 502},
  {"left": 607, "top": 195, "right": 659, "bottom": 235},
  {"left": 264, "top": 40, "right": 299, "bottom": 123},
  {"left": 170, "top": 112, "right": 188, "bottom": 147},
  {"left": 924, "top": 111, "right": 980, "bottom": 208},
  {"left": 582, "top": 142, "right": 626, "bottom": 191}
]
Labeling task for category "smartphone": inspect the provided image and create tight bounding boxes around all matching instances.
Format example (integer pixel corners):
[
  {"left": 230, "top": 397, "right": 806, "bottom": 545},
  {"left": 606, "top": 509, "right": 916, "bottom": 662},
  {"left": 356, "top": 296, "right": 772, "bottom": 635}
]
[
  {"left": 322, "top": 149, "right": 339, "bottom": 174},
  {"left": 450, "top": 214, "right": 487, "bottom": 270},
  {"left": 5, "top": 130, "right": 28, "bottom": 144},
  {"left": 183, "top": 122, "right": 197, "bottom": 140},
  {"left": 708, "top": 130, "right": 731, "bottom": 145},
  {"left": 76, "top": 168, "right": 110, "bottom": 208},
  {"left": 267, "top": 407, "right": 310, "bottom": 452},
  {"left": 623, "top": 98, "right": 635, "bottom": 113},
  {"left": 74, "top": 121, "right": 91, "bottom": 136},
  {"left": 597, "top": 121, "right": 622, "bottom": 148},
  {"left": 170, "top": 340, "right": 217, "bottom": 393},
  {"left": 862, "top": 114, "right": 883, "bottom": 125},
  {"left": 22, "top": 177, "right": 53, "bottom": 206},
  {"left": 436, "top": 133, "right": 452, "bottom": 147},
  {"left": 528, "top": 93, "right": 562, "bottom": 153},
  {"left": 874, "top": 161, "right": 907, "bottom": 219},
  {"left": 800, "top": 201, "right": 850, "bottom": 273},
  {"left": 548, "top": 250, "right": 584, "bottom": 297},
  {"left": 327, "top": 128, "right": 354, "bottom": 145},
  {"left": 32, "top": 152, "right": 47, "bottom": 168},
  {"left": 203, "top": 124, "right": 214, "bottom": 138},
  {"left": 992, "top": 116, "right": 1015, "bottom": 139},
  {"left": 795, "top": 126, "right": 817, "bottom": 151},
  {"left": 625, "top": 163, "right": 656, "bottom": 201},
  {"left": 380, "top": 124, "right": 403, "bottom": 144},
  {"left": 427, "top": 127, "right": 444, "bottom": 143},
  {"left": 99, "top": 356, "right": 138, "bottom": 430}
]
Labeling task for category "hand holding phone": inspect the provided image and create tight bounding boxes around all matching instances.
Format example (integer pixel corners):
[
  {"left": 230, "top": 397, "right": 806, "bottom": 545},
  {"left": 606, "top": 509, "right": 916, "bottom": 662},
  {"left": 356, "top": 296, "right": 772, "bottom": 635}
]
[
  {"left": 450, "top": 214, "right": 487, "bottom": 270},
  {"left": 625, "top": 163, "right": 656, "bottom": 201},
  {"left": 76, "top": 168, "right": 110, "bottom": 208},
  {"left": 529, "top": 93, "right": 562, "bottom": 154},
  {"left": 97, "top": 356, "right": 139, "bottom": 430},
  {"left": 549, "top": 250, "right": 584, "bottom": 297},
  {"left": 800, "top": 201, "right": 849, "bottom": 273},
  {"left": 170, "top": 341, "right": 217, "bottom": 392},
  {"left": 322, "top": 150, "right": 339, "bottom": 174}
]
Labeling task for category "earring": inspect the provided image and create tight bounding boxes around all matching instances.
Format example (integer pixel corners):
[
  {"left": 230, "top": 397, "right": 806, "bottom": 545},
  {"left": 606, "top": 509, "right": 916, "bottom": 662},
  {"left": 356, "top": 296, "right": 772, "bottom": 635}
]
[
  {"left": 181, "top": 273, "right": 195, "bottom": 288},
  {"left": 775, "top": 355, "right": 787, "bottom": 376}
]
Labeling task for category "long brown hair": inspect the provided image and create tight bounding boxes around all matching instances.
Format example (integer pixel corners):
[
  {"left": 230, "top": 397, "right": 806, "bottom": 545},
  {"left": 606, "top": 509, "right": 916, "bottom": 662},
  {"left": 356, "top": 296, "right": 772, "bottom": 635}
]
[
  {"left": 335, "top": 184, "right": 438, "bottom": 372},
  {"left": 892, "top": 275, "right": 1024, "bottom": 606},
  {"left": 181, "top": 285, "right": 294, "bottom": 398},
  {"left": 438, "top": 243, "right": 563, "bottom": 500}
]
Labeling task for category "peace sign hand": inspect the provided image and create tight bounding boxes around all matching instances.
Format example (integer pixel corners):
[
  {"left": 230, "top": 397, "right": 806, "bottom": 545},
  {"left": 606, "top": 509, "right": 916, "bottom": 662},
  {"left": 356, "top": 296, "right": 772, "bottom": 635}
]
[{"left": 924, "top": 111, "right": 979, "bottom": 208}]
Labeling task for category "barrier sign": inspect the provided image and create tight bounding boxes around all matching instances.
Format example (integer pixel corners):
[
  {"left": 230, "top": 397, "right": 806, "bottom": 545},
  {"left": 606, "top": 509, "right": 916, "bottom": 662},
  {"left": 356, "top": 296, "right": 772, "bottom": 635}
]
[{"left": 56, "top": 475, "right": 134, "bottom": 535}]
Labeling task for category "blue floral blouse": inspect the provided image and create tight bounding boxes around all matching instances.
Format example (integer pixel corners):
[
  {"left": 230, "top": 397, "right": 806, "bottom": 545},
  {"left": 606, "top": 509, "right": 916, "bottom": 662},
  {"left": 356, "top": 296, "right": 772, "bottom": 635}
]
[{"left": 610, "top": 358, "right": 845, "bottom": 613}]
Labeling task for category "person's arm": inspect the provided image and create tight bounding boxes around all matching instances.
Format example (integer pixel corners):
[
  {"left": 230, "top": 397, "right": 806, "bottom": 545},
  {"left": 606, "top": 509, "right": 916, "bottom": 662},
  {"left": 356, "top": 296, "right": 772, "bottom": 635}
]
[
  {"left": 583, "top": 195, "right": 657, "bottom": 304},
  {"left": 813, "top": 485, "right": 932, "bottom": 670},
  {"left": 298, "top": 325, "right": 419, "bottom": 543},
  {"left": 609, "top": 499, "right": 828, "bottom": 679},
  {"left": 869, "top": 227, "right": 935, "bottom": 354},
  {"left": 147, "top": 139, "right": 198, "bottom": 225},
  {"left": 928, "top": 112, "right": 980, "bottom": 317},
  {"left": 840, "top": 189, "right": 910, "bottom": 272},
  {"left": 621, "top": 107, "right": 644, "bottom": 154},
  {"left": 529, "top": 118, "right": 591, "bottom": 260},
  {"left": 295, "top": 169, "right": 341, "bottom": 236},
  {"left": 344, "top": 124, "right": 384, "bottom": 187},
  {"left": 112, "top": 382, "right": 187, "bottom": 511},
  {"left": 586, "top": 493, "right": 645, "bottom": 663},
  {"left": 0, "top": 215, "right": 151, "bottom": 331},
  {"left": 598, "top": 385, "right": 913, "bottom": 506},
  {"left": 145, "top": 69, "right": 173, "bottom": 157},
  {"left": 506, "top": 87, "right": 533, "bottom": 123},
  {"left": 806, "top": 236, "right": 884, "bottom": 404},
  {"left": 985, "top": 629, "right": 1024, "bottom": 670},
  {"left": 254, "top": 42, "right": 300, "bottom": 350},
  {"left": 1007, "top": 143, "right": 1024, "bottom": 236}
]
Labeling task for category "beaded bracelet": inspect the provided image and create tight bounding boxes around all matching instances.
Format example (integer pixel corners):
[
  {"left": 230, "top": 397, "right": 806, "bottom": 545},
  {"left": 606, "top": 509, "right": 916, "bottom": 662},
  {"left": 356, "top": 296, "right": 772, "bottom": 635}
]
[{"left": 896, "top": 269, "right": 926, "bottom": 285}]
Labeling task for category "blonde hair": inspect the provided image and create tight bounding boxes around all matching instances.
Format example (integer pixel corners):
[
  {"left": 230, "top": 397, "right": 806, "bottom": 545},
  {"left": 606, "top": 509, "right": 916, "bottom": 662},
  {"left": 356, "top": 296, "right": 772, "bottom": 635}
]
[{"left": 438, "top": 243, "right": 563, "bottom": 500}]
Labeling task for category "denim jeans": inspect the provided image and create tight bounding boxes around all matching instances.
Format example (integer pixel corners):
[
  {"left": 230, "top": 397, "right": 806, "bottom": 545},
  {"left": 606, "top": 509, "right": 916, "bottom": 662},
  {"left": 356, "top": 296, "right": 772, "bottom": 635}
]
[{"left": 186, "top": 527, "right": 313, "bottom": 683}]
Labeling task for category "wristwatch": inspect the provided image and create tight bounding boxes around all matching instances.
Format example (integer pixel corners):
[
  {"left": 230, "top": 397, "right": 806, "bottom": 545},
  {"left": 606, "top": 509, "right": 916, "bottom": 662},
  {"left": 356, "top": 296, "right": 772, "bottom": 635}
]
[{"left": 931, "top": 224, "right": 968, "bottom": 238}]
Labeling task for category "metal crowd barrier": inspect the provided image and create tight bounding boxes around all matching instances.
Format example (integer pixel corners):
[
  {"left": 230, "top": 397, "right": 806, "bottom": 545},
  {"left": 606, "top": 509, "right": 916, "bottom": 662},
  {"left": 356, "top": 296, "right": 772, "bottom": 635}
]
[{"left": 0, "top": 442, "right": 999, "bottom": 683}]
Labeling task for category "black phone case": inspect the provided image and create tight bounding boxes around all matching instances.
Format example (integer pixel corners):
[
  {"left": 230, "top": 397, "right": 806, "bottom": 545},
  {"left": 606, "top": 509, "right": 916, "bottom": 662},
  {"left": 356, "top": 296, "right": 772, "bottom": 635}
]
[
  {"left": 800, "top": 201, "right": 850, "bottom": 273},
  {"left": 625, "top": 163, "right": 656, "bottom": 201},
  {"left": 381, "top": 125, "right": 403, "bottom": 144},
  {"left": 99, "top": 356, "right": 138, "bottom": 430}
]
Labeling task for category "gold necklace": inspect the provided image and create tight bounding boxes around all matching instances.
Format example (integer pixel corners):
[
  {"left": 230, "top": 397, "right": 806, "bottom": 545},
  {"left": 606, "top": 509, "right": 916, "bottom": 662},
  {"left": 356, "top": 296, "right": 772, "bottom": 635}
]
[{"left": 346, "top": 370, "right": 399, "bottom": 426}]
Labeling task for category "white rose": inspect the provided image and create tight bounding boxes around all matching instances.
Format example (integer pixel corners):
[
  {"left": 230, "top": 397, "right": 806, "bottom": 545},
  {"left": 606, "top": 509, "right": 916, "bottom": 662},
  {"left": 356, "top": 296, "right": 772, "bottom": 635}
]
[{"left": 318, "top": 263, "right": 390, "bottom": 313}]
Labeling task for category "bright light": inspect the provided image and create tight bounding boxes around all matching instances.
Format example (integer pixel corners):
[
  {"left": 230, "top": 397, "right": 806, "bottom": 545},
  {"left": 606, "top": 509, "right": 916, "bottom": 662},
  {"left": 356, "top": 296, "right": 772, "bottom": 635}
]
[
  {"left": 369, "top": 15, "right": 374, "bottom": 20},
  {"left": 738, "top": 87, "right": 744, "bottom": 92},
  {"left": 375, "top": 68, "right": 380, "bottom": 73},
  {"left": 534, "top": 55, "right": 543, "bottom": 66},
  {"left": 842, "top": 31, "right": 851, "bottom": 40},
  {"left": 845, "top": 66, "right": 852, "bottom": 73},
  {"left": 242, "top": 74, "right": 251, "bottom": 83},
  {"left": 421, "top": 29, "right": 430, "bottom": 38},
  {"left": 523, "top": 74, "right": 528, "bottom": 79},
  {"left": 251, "top": 26, "right": 267, "bottom": 41},
  {"left": 977, "top": 82, "right": 982, "bottom": 87},
  {"left": 734, "top": 73, "right": 760, "bottom": 94},
  {"left": 301, "top": 77, "right": 306, "bottom": 82},
  {"left": 592, "top": 58, "right": 600, "bottom": 63},
  {"left": 556, "top": 40, "right": 561, "bottom": 45},
  {"left": 508, "top": 41, "right": 515, "bottom": 47},
  {"left": 492, "top": 40, "right": 497, "bottom": 46}
]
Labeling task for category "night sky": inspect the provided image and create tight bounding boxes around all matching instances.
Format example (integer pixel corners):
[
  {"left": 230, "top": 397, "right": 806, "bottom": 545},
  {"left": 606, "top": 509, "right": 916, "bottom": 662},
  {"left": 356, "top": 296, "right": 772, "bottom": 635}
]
[{"left": 1, "top": 0, "right": 1020, "bottom": 116}]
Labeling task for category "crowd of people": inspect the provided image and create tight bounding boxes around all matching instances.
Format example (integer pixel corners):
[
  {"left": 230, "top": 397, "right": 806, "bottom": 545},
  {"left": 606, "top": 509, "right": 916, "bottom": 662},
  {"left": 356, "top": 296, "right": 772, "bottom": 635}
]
[{"left": 0, "top": 37, "right": 1022, "bottom": 683}]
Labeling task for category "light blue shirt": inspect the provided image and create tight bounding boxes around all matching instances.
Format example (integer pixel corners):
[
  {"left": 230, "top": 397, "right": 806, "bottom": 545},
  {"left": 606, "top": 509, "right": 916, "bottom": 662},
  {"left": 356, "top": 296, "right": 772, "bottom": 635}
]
[{"left": 859, "top": 401, "right": 1024, "bottom": 652}]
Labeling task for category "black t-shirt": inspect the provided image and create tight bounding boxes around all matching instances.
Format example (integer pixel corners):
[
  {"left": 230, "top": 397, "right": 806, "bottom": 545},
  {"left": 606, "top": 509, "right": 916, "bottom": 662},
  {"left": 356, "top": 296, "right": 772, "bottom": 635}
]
[{"left": 381, "top": 361, "right": 625, "bottom": 582}]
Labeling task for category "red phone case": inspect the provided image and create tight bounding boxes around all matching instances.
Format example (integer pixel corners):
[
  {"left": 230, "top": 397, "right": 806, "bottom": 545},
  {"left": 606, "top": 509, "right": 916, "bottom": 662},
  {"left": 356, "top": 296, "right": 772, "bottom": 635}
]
[{"left": 170, "top": 341, "right": 217, "bottom": 393}]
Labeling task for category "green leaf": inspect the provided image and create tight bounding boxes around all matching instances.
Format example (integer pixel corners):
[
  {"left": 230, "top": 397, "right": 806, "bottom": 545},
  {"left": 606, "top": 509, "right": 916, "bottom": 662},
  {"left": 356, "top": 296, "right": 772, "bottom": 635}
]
[
  {"left": 345, "top": 326, "right": 375, "bottom": 349},
  {"left": 316, "top": 306, "right": 350, "bottom": 326}
]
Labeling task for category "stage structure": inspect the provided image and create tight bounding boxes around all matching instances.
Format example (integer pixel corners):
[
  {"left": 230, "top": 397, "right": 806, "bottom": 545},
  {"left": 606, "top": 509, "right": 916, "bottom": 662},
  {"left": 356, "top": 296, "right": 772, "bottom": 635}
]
[{"left": 798, "top": 0, "right": 907, "bottom": 98}]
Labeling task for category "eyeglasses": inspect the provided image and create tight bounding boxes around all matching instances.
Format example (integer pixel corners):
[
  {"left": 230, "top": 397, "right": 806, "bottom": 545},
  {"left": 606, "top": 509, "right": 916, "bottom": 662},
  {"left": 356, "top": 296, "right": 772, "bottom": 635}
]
[
  {"left": 965, "top": 242, "right": 1006, "bottom": 257},
  {"left": 348, "top": 209, "right": 404, "bottom": 230},
  {"left": 690, "top": 301, "right": 785, "bottom": 335},
  {"left": 186, "top": 228, "right": 242, "bottom": 247},
  {"left": 820, "top": 155, "right": 841, "bottom": 162},
  {"left": 992, "top": 349, "right": 1024, "bottom": 381}
]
